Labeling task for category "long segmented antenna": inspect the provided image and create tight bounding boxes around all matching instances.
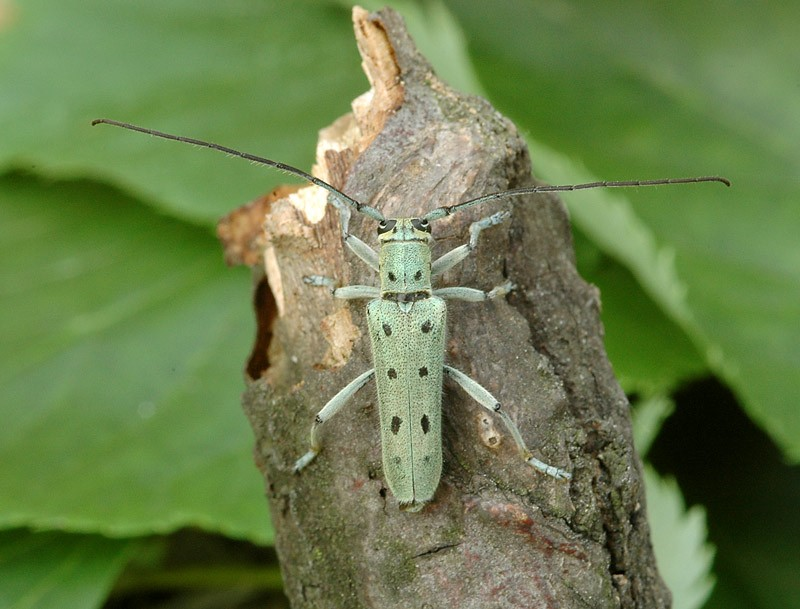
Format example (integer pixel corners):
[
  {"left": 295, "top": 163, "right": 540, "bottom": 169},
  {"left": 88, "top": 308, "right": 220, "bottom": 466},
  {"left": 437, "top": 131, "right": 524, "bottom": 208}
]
[
  {"left": 422, "top": 176, "right": 730, "bottom": 222},
  {"left": 91, "top": 118, "right": 386, "bottom": 222},
  {"left": 92, "top": 118, "right": 729, "bottom": 225}
]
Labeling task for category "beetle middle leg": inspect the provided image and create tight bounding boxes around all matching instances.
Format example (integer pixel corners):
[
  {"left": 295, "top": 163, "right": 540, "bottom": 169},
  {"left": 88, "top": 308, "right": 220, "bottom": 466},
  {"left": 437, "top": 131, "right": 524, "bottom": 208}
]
[
  {"left": 433, "top": 281, "right": 514, "bottom": 302},
  {"left": 443, "top": 365, "right": 571, "bottom": 480},
  {"left": 304, "top": 275, "right": 380, "bottom": 300}
]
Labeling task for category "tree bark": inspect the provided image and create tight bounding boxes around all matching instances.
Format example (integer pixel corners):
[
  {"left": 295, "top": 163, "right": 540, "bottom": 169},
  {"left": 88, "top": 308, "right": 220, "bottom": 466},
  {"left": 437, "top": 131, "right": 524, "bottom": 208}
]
[{"left": 220, "top": 7, "right": 669, "bottom": 609}]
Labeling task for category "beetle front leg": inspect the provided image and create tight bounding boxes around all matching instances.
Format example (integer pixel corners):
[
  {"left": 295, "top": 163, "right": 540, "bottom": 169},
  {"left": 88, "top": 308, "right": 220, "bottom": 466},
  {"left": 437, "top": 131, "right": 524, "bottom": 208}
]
[
  {"left": 294, "top": 368, "right": 376, "bottom": 473},
  {"left": 330, "top": 198, "right": 380, "bottom": 271},
  {"left": 431, "top": 210, "right": 510, "bottom": 277},
  {"left": 443, "top": 365, "right": 571, "bottom": 480}
]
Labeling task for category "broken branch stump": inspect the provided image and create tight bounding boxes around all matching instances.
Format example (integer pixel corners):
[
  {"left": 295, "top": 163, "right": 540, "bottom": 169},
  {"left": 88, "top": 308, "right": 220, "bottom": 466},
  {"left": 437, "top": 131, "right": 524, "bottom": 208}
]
[{"left": 218, "top": 7, "right": 668, "bottom": 609}]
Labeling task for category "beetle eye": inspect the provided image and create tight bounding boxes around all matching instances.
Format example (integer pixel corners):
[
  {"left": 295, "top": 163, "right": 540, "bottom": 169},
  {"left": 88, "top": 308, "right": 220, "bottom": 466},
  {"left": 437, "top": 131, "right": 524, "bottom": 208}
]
[
  {"left": 377, "top": 219, "right": 397, "bottom": 235},
  {"left": 411, "top": 218, "right": 431, "bottom": 233}
]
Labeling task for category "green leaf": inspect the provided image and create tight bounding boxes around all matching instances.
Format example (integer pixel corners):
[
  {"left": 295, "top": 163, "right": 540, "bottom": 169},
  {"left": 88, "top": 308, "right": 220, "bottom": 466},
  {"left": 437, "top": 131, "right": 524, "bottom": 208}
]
[
  {"left": 445, "top": 0, "right": 800, "bottom": 461},
  {"left": 645, "top": 467, "right": 715, "bottom": 609},
  {"left": 573, "top": 229, "right": 706, "bottom": 395},
  {"left": 0, "top": 0, "right": 370, "bottom": 548},
  {"left": 0, "top": 174, "right": 270, "bottom": 543},
  {"left": 0, "top": 0, "right": 364, "bottom": 225},
  {"left": 631, "top": 395, "right": 675, "bottom": 458},
  {"left": 0, "top": 529, "right": 136, "bottom": 609}
]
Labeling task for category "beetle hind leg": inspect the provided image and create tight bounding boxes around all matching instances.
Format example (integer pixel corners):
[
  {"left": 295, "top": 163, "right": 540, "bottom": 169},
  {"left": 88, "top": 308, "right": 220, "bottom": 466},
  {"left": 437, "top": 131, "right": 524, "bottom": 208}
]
[
  {"left": 293, "top": 368, "right": 376, "bottom": 473},
  {"left": 443, "top": 365, "right": 571, "bottom": 481}
]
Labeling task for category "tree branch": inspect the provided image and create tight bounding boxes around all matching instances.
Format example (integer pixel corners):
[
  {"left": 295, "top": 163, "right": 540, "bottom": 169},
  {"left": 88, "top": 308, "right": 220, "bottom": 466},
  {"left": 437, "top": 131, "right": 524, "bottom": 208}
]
[{"left": 219, "top": 6, "right": 668, "bottom": 608}]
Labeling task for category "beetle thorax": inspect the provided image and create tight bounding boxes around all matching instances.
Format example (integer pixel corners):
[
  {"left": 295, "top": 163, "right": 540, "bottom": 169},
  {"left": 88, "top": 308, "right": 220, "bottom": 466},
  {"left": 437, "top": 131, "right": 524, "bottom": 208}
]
[{"left": 377, "top": 218, "right": 433, "bottom": 300}]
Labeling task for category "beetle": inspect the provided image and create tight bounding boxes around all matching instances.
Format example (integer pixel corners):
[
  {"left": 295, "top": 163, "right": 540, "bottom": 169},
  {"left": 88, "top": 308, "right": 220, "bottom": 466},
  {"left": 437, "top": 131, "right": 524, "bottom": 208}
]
[{"left": 92, "top": 118, "right": 729, "bottom": 511}]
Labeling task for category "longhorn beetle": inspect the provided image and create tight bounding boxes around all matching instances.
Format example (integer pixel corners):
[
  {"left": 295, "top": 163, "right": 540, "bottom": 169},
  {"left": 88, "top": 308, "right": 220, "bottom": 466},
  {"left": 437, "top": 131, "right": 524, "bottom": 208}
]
[{"left": 92, "top": 118, "right": 729, "bottom": 511}]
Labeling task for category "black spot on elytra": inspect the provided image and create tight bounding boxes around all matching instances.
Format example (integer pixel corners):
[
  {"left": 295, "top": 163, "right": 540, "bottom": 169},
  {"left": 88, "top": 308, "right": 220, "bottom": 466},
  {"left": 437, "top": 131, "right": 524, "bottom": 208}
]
[
  {"left": 391, "top": 416, "right": 402, "bottom": 435},
  {"left": 387, "top": 368, "right": 397, "bottom": 379},
  {"left": 382, "top": 323, "right": 392, "bottom": 336},
  {"left": 421, "top": 320, "right": 432, "bottom": 333},
  {"left": 421, "top": 414, "right": 430, "bottom": 434},
  {"left": 423, "top": 455, "right": 431, "bottom": 464},
  {"left": 388, "top": 272, "right": 397, "bottom": 282},
  {"left": 419, "top": 366, "right": 428, "bottom": 377},
  {"left": 414, "top": 270, "right": 422, "bottom": 280},
  {"left": 393, "top": 456, "right": 401, "bottom": 465}
]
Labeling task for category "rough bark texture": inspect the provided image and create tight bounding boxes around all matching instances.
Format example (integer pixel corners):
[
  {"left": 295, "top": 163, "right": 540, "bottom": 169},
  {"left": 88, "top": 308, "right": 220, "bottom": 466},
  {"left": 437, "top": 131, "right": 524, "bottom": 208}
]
[{"left": 220, "top": 7, "right": 669, "bottom": 609}]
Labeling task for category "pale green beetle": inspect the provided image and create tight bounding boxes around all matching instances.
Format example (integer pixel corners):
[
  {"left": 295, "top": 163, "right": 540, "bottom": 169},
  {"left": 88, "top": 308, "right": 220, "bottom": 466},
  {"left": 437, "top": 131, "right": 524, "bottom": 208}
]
[{"left": 92, "top": 119, "right": 729, "bottom": 512}]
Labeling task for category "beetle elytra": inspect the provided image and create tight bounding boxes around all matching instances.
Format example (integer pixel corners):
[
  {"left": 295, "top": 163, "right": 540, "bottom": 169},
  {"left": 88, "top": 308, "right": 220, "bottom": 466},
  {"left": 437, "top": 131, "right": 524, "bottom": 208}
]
[{"left": 92, "top": 118, "right": 729, "bottom": 512}]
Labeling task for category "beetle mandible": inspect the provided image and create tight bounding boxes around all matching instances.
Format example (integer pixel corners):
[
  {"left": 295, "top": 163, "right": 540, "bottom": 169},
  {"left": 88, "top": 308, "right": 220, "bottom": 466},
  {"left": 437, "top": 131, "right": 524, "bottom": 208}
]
[{"left": 92, "top": 118, "right": 729, "bottom": 511}]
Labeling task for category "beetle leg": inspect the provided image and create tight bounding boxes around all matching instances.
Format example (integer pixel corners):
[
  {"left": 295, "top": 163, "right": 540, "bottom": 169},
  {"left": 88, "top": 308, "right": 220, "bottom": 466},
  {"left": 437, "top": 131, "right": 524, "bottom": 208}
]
[
  {"left": 433, "top": 281, "right": 514, "bottom": 302},
  {"left": 294, "top": 369, "right": 376, "bottom": 473},
  {"left": 330, "top": 197, "right": 380, "bottom": 270},
  {"left": 304, "top": 276, "right": 380, "bottom": 300},
  {"left": 443, "top": 365, "right": 571, "bottom": 480},
  {"left": 431, "top": 210, "right": 510, "bottom": 277}
]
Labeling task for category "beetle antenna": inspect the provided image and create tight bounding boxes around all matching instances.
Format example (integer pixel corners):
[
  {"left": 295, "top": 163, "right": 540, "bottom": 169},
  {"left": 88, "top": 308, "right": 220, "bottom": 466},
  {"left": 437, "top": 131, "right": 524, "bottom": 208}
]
[
  {"left": 91, "top": 118, "right": 386, "bottom": 222},
  {"left": 423, "top": 175, "right": 730, "bottom": 222}
]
